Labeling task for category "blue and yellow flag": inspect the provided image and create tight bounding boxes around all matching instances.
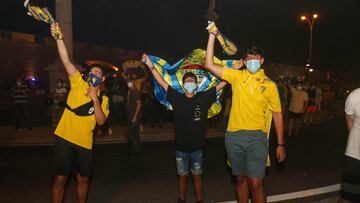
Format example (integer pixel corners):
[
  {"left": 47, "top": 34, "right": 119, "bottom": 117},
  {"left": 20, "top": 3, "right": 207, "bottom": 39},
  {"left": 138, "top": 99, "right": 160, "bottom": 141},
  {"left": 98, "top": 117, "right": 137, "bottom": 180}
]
[{"left": 148, "top": 49, "right": 238, "bottom": 118}]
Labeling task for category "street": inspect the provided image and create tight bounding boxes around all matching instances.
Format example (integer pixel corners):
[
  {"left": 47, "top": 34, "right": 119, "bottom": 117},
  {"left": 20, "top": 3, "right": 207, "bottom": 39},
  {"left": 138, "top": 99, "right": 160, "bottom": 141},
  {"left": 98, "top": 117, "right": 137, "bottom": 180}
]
[{"left": 0, "top": 117, "right": 348, "bottom": 203}]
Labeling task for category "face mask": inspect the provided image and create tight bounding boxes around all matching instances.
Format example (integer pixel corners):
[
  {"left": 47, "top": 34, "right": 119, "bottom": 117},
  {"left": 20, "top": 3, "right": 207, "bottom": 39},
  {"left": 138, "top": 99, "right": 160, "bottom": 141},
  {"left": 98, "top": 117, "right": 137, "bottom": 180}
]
[
  {"left": 56, "top": 83, "right": 62, "bottom": 88},
  {"left": 127, "top": 82, "right": 134, "bottom": 88},
  {"left": 87, "top": 72, "right": 102, "bottom": 87},
  {"left": 184, "top": 82, "right": 197, "bottom": 93},
  {"left": 296, "top": 86, "right": 302, "bottom": 90},
  {"left": 245, "top": 59, "right": 261, "bottom": 73},
  {"left": 16, "top": 82, "right": 22, "bottom": 86}
]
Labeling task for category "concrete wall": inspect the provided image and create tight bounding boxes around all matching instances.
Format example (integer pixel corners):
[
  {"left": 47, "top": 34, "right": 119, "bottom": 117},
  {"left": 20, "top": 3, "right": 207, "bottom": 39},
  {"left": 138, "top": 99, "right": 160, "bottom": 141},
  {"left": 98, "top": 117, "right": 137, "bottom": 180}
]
[{"left": 0, "top": 30, "right": 141, "bottom": 117}]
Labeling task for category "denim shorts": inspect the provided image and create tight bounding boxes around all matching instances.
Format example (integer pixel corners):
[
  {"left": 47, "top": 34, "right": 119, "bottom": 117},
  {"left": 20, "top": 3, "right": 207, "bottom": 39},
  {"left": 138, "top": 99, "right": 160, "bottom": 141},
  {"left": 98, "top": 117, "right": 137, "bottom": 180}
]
[
  {"left": 225, "top": 130, "right": 268, "bottom": 178},
  {"left": 175, "top": 150, "right": 203, "bottom": 176}
]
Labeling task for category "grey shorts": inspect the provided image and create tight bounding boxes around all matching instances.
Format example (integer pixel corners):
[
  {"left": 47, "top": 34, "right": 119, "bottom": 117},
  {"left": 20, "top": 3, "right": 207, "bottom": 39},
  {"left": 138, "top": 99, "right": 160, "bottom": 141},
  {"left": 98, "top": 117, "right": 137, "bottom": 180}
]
[{"left": 225, "top": 130, "right": 268, "bottom": 178}]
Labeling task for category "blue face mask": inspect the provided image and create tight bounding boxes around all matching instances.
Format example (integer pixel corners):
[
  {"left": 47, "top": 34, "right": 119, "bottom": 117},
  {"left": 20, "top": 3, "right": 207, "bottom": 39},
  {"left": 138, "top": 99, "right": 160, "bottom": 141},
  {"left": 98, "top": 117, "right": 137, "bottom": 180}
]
[
  {"left": 246, "top": 59, "right": 261, "bottom": 73},
  {"left": 87, "top": 72, "right": 102, "bottom": 87},
  {"left": 184, "top": 82, "right": 197, "bottom": 93}
]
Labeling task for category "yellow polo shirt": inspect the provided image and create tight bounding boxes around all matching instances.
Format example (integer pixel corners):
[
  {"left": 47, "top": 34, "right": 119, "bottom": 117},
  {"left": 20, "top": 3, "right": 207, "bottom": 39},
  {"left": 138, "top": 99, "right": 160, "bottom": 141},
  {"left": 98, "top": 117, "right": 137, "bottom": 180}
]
[
  {"left": 222, "top": 68, "right": 281, "bottom": 132},
  {"left": 54, "top": 72, "right": 109, "bottom": 149}
]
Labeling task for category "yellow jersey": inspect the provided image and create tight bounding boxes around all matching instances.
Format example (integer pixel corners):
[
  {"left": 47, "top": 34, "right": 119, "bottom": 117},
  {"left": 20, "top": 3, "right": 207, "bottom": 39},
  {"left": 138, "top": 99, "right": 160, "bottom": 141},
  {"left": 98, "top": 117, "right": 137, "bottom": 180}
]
[
  {"left": 222, "top": 68, "right": 281, "bottom": 133},
  {"left": 54, "top": 72, "right": 109, "bottom": 149}
]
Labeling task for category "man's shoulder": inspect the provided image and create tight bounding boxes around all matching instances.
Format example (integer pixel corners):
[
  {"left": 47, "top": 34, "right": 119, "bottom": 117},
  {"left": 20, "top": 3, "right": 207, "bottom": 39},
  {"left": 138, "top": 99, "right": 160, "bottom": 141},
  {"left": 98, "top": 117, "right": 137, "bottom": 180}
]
[
  {"left": 262, "top": 77, "right": 277, "bottom": 90},
  {"left": 348, "top": 88, "right": 360, "bottom": 102}
]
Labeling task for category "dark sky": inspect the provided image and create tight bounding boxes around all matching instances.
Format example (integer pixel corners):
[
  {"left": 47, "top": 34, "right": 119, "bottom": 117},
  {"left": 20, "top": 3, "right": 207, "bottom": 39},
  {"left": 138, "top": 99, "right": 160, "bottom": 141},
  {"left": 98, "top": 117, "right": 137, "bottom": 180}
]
[{"left": 1, "top": 0, "right": 360, "bottom": 72}]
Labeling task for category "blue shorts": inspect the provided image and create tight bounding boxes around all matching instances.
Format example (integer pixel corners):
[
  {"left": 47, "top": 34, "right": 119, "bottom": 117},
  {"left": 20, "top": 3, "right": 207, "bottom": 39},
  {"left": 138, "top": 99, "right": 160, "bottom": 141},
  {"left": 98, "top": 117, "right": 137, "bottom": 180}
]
[{"left": 175, "top": 150, "right": 203, "bottom": 176}]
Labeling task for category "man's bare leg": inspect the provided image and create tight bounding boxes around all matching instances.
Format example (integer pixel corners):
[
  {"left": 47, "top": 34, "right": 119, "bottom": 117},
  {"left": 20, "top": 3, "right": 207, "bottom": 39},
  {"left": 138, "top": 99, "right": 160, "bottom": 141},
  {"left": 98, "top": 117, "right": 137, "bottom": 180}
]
[
  {"left": 52, "top": 175, "right": 68, "bottom": 203},
  {"left": 178, "top": 175, "right": 188, "bottom": 201},
  {"left": 76, "top": 173, "right": 89, "bottom": 203},
  {"left": 248, "top": 177, "right": 266, "bottom": 203},
  {"left": 236, "top": 175, "right": 249, "bottom": 203},
  {"left": 192, "top": 173, "right": 202, "bottom": 202}
]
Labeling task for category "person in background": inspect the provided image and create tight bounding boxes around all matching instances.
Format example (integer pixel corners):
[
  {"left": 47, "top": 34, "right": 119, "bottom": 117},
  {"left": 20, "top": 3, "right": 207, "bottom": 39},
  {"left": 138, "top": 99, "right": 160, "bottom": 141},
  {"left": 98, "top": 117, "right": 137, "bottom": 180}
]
[
  {"left": 12, "top": 78, "right": 32, "bottom": 130},
  {"left": 305, "top": 84, "right": 317, "bottom": 124},
  {"left": 51, "top": 79, "right": 68, "bottom": 128},
  {"left": 315, "top": 83, "right": 322, "bottom": 112},
  {"left": 126, "top": 79, "right": 142, "bottom": 156},
  {"left": 340, "top": 87, "right": 360, "bottom": 202},
  {"left": 288, "top": 82, "right": 308, "bottom": 136}
]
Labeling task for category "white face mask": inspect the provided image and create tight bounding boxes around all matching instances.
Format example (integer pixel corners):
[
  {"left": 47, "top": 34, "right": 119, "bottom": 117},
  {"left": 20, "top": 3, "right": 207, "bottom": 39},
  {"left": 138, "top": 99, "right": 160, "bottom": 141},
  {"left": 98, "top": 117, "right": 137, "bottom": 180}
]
[
  {"left": 127, "top": 82, "right": 134, "bottom": 88},
  {"left": 296, "top": 86, "right": 302, "bottom": 90}
]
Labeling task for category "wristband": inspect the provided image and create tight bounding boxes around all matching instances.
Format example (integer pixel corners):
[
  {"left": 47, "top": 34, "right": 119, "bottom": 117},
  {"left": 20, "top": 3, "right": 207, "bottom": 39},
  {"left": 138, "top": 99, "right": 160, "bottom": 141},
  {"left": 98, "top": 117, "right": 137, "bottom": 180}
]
[
  {"left": 278, "top": 144, "right": 285, "bottom": 147},
  {"left": 210, "top": 32, "right": 218, "bottom": 36},
  {"left": 149, "top": 66, "right": 155, "bottom": 71}
]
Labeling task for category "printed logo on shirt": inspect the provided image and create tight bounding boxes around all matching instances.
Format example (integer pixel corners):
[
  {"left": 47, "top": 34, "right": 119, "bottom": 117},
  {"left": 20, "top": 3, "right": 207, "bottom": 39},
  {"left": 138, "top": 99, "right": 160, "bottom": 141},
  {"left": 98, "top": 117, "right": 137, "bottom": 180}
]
[
  {"left": 194, "top": 105, "right": 201, "bottom": 121},
  {"left": 88, "top": 107, "right": 94, "bottom": 114}
]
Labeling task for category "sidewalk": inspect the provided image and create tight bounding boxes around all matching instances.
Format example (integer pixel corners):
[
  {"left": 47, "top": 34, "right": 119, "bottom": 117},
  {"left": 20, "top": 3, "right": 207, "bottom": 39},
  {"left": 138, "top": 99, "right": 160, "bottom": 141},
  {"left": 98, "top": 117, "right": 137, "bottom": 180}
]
[
  {"left": 0, "top": 122, "right": 224, "bottom": 147},
  {"left": 0, "top": 110, "right": 334, "bottom": 147}
]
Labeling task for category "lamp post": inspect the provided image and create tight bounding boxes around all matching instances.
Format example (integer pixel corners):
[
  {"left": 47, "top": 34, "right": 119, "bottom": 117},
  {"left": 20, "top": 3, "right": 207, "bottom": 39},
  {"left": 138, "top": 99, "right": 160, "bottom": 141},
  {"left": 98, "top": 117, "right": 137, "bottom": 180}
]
[{"left": 300, "top": 14, "right": 318, "bottom": 67}]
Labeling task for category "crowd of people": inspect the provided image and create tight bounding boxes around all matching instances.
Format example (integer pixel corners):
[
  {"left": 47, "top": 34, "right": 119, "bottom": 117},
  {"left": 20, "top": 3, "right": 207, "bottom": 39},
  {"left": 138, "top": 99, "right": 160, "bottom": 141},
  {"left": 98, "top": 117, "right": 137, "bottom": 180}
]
[{"left": 5, "top": 21, "right": 359, "bottom": 203}]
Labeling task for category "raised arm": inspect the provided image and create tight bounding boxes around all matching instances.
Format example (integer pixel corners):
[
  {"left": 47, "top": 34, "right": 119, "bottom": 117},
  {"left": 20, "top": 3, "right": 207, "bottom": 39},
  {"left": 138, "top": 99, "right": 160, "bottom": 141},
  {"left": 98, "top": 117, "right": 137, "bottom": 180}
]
[
  {"left": 142, "top": 53, "right": 169, "bottom": 92},
  {"left": 205, "top": 33, "right": 224, "bottom": 78},
  {"left": 51, "top": 23, "right": 77, "bottom": 76}
]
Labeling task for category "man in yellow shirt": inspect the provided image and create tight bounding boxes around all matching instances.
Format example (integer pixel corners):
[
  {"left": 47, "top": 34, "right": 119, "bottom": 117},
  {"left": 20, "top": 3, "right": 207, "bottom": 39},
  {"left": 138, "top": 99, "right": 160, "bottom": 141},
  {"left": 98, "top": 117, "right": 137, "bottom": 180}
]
[
  {"left": 288, "top": 82, "right": 308, "bottom": 136},
  {"left": 205, "top": 29, "right": 286, "bottom": 203},
  {"left": 50, "top": 23, "right": 109, "bottom": 203}
]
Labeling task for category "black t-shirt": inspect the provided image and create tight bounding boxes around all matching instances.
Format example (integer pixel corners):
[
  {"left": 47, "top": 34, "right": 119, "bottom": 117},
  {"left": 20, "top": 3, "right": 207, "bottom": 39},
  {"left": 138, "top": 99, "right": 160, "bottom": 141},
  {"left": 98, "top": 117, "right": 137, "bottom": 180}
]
[
  {"left": 126, "top": 88, "right": 141, "bottom": 121},
  {"left": 166, "top": 87, "right": 217, "bottom": 152}
]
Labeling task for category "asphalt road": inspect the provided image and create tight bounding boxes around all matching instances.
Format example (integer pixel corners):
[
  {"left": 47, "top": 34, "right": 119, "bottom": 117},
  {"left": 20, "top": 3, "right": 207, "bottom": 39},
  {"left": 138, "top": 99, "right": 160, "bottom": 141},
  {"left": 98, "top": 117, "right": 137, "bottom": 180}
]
[{"left": 0, "top": 117, "right": 348, "bottom": 203}]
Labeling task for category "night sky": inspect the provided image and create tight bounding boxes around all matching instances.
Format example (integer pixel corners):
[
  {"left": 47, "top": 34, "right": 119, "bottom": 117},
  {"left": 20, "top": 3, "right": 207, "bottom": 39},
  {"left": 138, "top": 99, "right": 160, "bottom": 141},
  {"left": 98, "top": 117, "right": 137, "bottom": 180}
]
[{"left": 1, "top": 0, "right": 359, "bottom": 73}]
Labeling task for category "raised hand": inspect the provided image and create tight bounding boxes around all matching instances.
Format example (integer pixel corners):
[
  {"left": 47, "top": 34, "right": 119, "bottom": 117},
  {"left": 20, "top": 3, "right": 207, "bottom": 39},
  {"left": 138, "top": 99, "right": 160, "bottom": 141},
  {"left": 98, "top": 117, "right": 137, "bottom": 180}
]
[
  {"left": 50, "top": 23, "right": 63, "bottom": 40},
  {"left": 142, "top": 53, "right": 154, "bottom": 68},
  {"left": 87, "top": 84, "right": 99, "bottom": 103}
]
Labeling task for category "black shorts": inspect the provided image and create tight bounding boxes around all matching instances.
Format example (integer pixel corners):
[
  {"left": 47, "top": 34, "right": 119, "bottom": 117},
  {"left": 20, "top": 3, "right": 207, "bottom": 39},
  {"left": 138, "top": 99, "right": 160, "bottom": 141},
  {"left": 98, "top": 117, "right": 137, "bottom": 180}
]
[
  {"left": 53, "top": 136, "right": 93, "bottom": 177},
  {"left": 288, "top": 111, "right": 304, "bottom": 119},
  {"left": 341, "top": 156, "right": 360, "bottom": 201}
]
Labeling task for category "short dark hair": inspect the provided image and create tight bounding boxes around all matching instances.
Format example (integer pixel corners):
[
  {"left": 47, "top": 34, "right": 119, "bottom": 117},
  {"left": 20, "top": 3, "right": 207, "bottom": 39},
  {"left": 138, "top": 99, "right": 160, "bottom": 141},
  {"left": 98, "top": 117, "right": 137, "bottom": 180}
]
[
  {"left": 242, "top": 46, "right": 264, "bottom": 59},
  {"left": 85, "top": 63, "right": 109, "bottom": 77},
  {"left": 182, "top": 72, "right": 197, "bottom": 84}
]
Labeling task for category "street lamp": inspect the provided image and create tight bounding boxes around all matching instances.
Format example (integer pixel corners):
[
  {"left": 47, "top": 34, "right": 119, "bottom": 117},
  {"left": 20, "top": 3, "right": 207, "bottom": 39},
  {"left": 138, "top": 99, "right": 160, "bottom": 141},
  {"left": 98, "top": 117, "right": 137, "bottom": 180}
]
[{"left": 300, "top": 14, "right": 318, "bottom": 67}]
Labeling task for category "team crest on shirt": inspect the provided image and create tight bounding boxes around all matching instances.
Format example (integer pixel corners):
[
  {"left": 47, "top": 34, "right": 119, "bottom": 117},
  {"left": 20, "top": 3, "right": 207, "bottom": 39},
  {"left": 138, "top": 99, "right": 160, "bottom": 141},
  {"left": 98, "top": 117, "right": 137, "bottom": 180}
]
[{"left": 261, "top": 86, "right": 266, "bottom": 93}]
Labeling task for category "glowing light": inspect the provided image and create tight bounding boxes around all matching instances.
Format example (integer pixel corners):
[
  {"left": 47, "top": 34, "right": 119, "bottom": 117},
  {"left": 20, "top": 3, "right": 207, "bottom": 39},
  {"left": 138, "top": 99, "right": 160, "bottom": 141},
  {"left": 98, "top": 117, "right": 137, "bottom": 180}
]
[
  {"left": 301, "top": 16, "right": 306, "bottom": 20},
  {"left": 313, "top": 14, "right": 318, "bottom": 18},
  {"left": 309, "top": 68, "right": 314, "bottom": 72}
]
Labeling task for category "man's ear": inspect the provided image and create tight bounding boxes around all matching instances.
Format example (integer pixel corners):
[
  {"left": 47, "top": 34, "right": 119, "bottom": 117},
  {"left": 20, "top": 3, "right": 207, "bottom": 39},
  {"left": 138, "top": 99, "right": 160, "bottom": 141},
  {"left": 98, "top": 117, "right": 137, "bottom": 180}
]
[
  {"left": 102, "top": 76, "right": 106, "bottom": 82},
  {"left": 260, "top": 58, "right": 265, "bottom": 65}
]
